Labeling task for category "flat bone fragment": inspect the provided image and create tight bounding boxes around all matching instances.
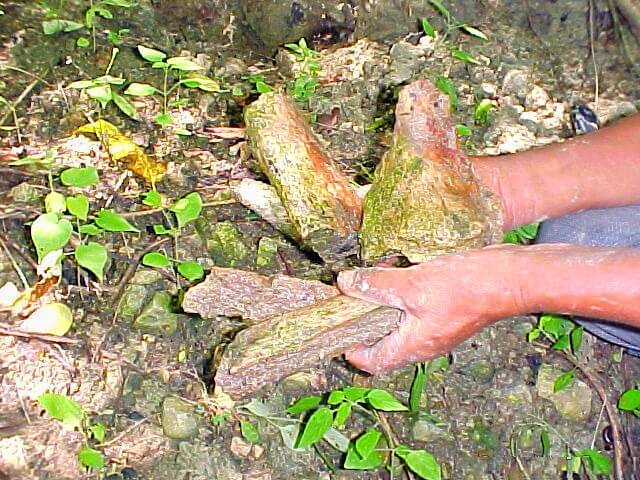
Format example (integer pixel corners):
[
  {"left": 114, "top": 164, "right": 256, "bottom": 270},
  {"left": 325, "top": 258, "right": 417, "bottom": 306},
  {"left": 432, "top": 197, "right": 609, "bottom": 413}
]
[{"left": 182, "top": 267, "right": 338, "bottom": 324}]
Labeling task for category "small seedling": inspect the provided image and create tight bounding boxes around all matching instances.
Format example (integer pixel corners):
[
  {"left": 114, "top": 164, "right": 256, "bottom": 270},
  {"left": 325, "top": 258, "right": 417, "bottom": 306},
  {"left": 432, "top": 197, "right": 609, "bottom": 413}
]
[
  {"left": 38, "top": 393, "right": 107, "bottom": 472},
  {"left": 474, "top": 98, "right": 494, "bottom": 125},
  {"left": 284, "top": 38, "right": 321, "bottom": 104},
  {"left": 68, "top": 47, "right": 138, "bottom": 120},
  {"left": 125, "top": 45, "right": 221, "bottom": 128},
  {"left": 503, "top": 223, "right": 539, "bottom": 244},
  {"left": 618, "top": 387, "right": 640, "bottom": 417}
]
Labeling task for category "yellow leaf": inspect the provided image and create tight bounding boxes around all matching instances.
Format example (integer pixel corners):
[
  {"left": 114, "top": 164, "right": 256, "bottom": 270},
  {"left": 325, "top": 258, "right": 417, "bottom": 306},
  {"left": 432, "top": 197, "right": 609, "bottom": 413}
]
[
  {"left": 75, "top": 121, "right": 165, "bottom": 185},
  {"left": 21, "top": 302, "right": 73, "bottom": 336}
]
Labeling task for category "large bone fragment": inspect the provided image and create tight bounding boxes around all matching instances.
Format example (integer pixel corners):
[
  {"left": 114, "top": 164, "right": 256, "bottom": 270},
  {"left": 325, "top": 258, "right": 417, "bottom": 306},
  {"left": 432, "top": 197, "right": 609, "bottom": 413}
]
[
  {"left": 244, "top": 93, "right": 362, "bottom": 264},
  {"left": 210, "top": 80, "right": 501, "bottom": 399},
  {"left": 360, "top": 79, "right": 502, "bottom": 263}
]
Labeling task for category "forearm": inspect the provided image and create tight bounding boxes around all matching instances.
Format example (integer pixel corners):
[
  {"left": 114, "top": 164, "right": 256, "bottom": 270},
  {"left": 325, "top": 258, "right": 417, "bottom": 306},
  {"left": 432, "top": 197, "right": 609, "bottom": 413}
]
[
  {"left": 493, "top": 244, "right": 640, "bottom": 327},
  {"left": 471, "top": 114, "right": 640, "bottom": 230}
]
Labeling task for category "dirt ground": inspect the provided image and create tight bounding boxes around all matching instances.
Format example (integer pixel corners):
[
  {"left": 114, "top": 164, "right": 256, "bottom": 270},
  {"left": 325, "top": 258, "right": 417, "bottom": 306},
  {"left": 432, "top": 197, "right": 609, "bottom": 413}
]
[{"left": 1, "top": 0, "right": 639, "bottom": 479}]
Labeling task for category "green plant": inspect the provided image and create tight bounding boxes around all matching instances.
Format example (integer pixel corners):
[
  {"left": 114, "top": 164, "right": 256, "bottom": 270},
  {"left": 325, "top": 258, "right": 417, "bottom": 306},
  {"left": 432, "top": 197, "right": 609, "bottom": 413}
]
[
  {"left": 67, "top": 47, "right": 138, "bottom": 120},
  {"left": 124, "top": 45, "right": 221, "bottom": 128},
  {"left": 141, "top": 190, "right": 205, "bottom": 282},
  {"left": 421, "top": 0, "right": 487, "bottom": 65},
  {"left": 618, "top": 387, "right": 640, "bottom": 416},
  {"left": 409, "top": 357, "right": 450, "bottom": 412},
  {"left": 237, "top": 387, "right": 441, "bottom": 479},
  {"left": 527, "top": 313, "right": 584, "bottom": 392},
  {"left": 503, "top": 223, "right": 539, "bottom": 244},
  {"left": 284, "top": 38, "right": 321, "bottom": 103},
  {"left": 474, "top": 98, "right": 494, "bottom": 125},
  {"left": 38, "top": 393, "right": 107, "bottom": 471},
  {"left": 42, "top": 0, "right": 136, "bottom": 51}
]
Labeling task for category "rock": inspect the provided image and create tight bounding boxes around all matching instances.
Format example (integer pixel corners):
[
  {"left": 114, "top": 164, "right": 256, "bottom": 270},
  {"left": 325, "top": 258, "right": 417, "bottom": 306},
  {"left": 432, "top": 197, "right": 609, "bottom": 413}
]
[
  {"left": 162, "top": 396, "right": 199, "bottom": 440},
  {"left": 536, "top": 365, "right": 592, "bottom": 421},
  {"left": 465, "top": 359, "right": 495, "bottom": 383},
  {"left": 524, "top": 85, "right": 550, "bottom": 110},
  {"left": 595, "top": 99, "right": 638, "bottom": 126},
  {"left": 518, "top": 111, "right": 541, "bottom": 134},
  {"left": 387, "top": 41, "right": 425, "bottom": 85},
  {"left": 119, "top": 284, "right": 151, "bottom": 319},
  {"left": 256, "top": 237, "right": 279, "bottom": 271},
  {"left": 478, "top": 82, "right": 497, "bottom": 98},
  {"left": 484, "top": 123, "right": 536, "bottom": 154},
  {"left": 411, "top": 418, "right": 451, "bottom": 443},
  {"left": 230, "top": 436, "right": 252, "bottom": 458},
  {"left": 132, "top": 292, "right": 178, "bottom": 336},
  {"left": 501, "top": 69, "right": 529, "bottom": 100},
  {"left": 205, "top": 221, "right": 248, "bottom": 268}
]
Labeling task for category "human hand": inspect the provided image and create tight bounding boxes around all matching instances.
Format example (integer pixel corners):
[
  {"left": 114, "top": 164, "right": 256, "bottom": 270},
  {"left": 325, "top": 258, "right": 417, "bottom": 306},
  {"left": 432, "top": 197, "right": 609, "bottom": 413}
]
[{"left": 337, "top": 247, "right": 524, "bottom": 374}]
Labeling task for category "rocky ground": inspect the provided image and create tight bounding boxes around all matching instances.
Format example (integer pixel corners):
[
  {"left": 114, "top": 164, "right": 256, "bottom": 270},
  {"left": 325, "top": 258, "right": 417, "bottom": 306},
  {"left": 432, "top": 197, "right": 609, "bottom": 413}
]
[{"left": 0, "top": 0, "right": 639, "bottom": 479}]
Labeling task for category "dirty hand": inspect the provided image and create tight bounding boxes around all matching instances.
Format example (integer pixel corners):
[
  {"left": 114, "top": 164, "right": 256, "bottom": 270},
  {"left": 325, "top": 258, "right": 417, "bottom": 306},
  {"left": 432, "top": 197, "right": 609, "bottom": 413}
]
[{"left": 337, "top": 247, "right": 523, "bottom": 374}]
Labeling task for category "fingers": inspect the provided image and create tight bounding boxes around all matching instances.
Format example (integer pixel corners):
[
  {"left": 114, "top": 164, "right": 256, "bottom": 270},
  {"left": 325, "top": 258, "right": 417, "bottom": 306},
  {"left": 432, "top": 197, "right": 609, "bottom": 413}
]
[{"left": 337, "top": 267, "right": 411, "bottom": 311}]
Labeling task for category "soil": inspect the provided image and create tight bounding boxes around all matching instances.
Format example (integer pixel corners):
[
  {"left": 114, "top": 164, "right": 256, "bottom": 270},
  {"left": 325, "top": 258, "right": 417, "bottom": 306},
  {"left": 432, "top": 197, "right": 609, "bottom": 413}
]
[{"left": 1, "top": 1, "right": 639, "bottom": 479}]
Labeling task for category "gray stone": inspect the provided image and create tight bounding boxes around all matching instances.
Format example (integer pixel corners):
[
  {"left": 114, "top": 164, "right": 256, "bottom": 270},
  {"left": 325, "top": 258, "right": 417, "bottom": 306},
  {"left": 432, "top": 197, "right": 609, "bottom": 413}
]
[
  {"left": 518, "top": 111, "right": 541, "bottom": 134},
  {"left": 205, "top": 221, "right": 248, "bottom": 268},
  {"left": 524, "top": 85, "right": 550, "bottom": 110},
  {"left": 595, "top": 100, "right": 638, "bottom": 126},
  {"left": 162, "top": 396, "right": 199, "bottom": 440},
  {"left": 119, "top": 284, "right": 151, "bottom": 319},
  {"left": 256, "top": 237, "right": 279, "bottom": 271},
  {"left": 501, "top": 69, "right": 529, "bottom": 99},
  {"left": 411, "top": 418, "right": 451, "bottom": 443},
  {"left": 537, "top": 365, "right": 592, "bottom": 421},
  {"left": 387, "top": 41, "right": 425, "bottom": 85},
  {"left": 478, "top": 82, "right": 497, "bottom": 98},
  {"left": 132, "top": 292, "right": 178, "bottom": 336}
]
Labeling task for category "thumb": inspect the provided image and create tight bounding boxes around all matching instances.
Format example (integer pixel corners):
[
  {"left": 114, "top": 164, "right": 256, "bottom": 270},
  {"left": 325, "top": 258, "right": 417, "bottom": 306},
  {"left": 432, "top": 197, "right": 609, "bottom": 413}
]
[{"left": 337, "top": 267, "right": 409, "bottom": 311}]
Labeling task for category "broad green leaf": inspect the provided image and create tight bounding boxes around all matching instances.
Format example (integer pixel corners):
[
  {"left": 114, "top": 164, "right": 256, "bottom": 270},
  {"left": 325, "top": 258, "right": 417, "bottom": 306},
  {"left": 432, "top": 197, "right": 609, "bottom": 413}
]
[
  {"left": 98, "top": 75, "right": 126, "bottom": 86},
  {"left": 167, "top": 57, "right": 202, "bottom": 71},
  {"left": 143, "top": 252, "right": 170, "bottom": 268},
  {"left": 75, "top": 242, "right": 108, "bottom": 281},
  {"left": 527, "top": 327, "right": 541, "bottom": 343},
  {"left": 576, "top": 449, "right": 612, "bottom": 475},
  {"left": 451, "top": 49, "right": 481, "bottom": 65},
  {"left": 68, "top": 79, "right": 97, "bottom": 89},
  {"left": 113, "top": 92, "right": 139, "bottom": 120},
  {"left": 435, "top": 76, "right": 458, "bottom": 111},
  {"left": 551, "top": 334, "right": 570, "bottom": 351},
  {"left": 79, "top": 224, "right": 103, "bottom": 236},
  {"left": 180, "top": 76, "right": 221, "bottom": 92},
  {"left": 142, "top": 190, "right": 163, "bottom": 207},
  {"left": 42, "top": 19, "right": 84, "bottom": 35},
  {"left": 343, "top": 387, "right": 370, "bottom": 402},
  {"left": 355, "top": 430, "right": 382, "bottom": 459},
  {"left": 540, "top": 313, "right": 573, "bottom": 339},
  {"left": 170, "top": 192, "right": 202, "bottom": 228},
  {"left": 426, "top": 356, "right": 450, "bottom": 373},
  {"left": 153, "top": 224, "right": 175, "bottom": 236},
  {"left": 296, "top": 407, "right": 333, "bottom": 448},
  {"left": 154, "top": 112, "right": 173, "bottom": 128},
  {"left": 553, "top": 371, "right": 575, "bottom": 393},
  {"left": 37, "top": 393, "right": 84, "bottom": 428},
  {"left": 89, "top": 423, "right": 106, "bottom": 442},
  {"left": 540, "top": 429, "right": 550, "bottom": 457},
  {"left": 618, "top": 388, "right": 640, "bottom": 411},
  {"left": 333, "top": 401, "right": 351, "bottom": 427},
  {"left": 327, "top": 391, "right": 345, "bottom": 405},
  {"left": 286, "top": 395, "right": 322, "bottom": 415},
  {"left": 421, "top": 18, "right": 436, "bottom": 38},
  {"left": 256, "top": 81, "right": 274, "bottom": 93},
  {"left": 86, "top": 84, "right": 113, "bottom": 108},
  {"left": 474, "top": 98, "right": 494, "bottom": 125},
  {"left": 101, "top": 0, "right": 136, "bottom": 6},
  {"left": 177, "top": 261, "right": 204, "bottom": 281},
  {"left": 22, "top": 302, "right": 73, "bottom": 336},
  {"left": 31, "top": 213, "right": 72, "bottom": 262},
  {"left": 240, "top": 421, "right": 260, "bottom": 444},
  {"left": 60, "top": 167, "right": 99, "bottom": 187},
  {"left": 124, "top": 82, "right": 158, "bottom": 96},
  {"left": 455, "top": 123, "right": 472, "bottom": 137},
  {"left": 366, "top": 389, "right": 408, "bottom": 412},
  {"left": 278, "top": 424, "right": 305, "bottom": 451},
  {"left": 95, "top": 209, "right": 139, "bottom": 232},
  {"left": 460, "top": 24, "right": 488, "bottom": 40},
  {"left": 410, "top": 363, "right": 427, "bottom": 412},
  {"left": 138, "top": 45, "right": 166, "bottom": 63},
  {"left": 66, "top": 194, "right": 90, "bottom": 221},
  {"left": 77, "top": 446, "right": 104, "bottom": 470},
  {"left": 45, "top": 192, "right": 67, "bottom": 215},
  {"left": 396, "top": 448, "right": 442, "bottom": 480},
  {"left": 570, "top": 326, "right": 583, "bottom": 353},
  {"left": 429, "top": 0, "right": 450, "bottom": 19},
  {"left": 344, "top": 443, "right": 382, "bottom": 470}
]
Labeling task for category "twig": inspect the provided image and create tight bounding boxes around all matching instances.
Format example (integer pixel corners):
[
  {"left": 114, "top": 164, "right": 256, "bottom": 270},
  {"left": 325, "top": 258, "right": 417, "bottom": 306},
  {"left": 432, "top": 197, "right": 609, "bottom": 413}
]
[
  {"left": 566, "top": 355, "right": 625, "bottom": 480},
  {"left": 96, "top": 417, "right": 148, "bottom": 448},
  {"left": 376, "top": 411, "right": 415, "bottom": 480},
  {"left": 588, "top": 0, "right": 600, "bottom": 109},
  {"left": 0, "top": 79, "right": 39, "bottom": 128},
  {"left": 0, "top": 235, "right": 30, "bottom": 288},
  {"left": 0, "top": 323, "right": 79, "bottom": 344}
]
